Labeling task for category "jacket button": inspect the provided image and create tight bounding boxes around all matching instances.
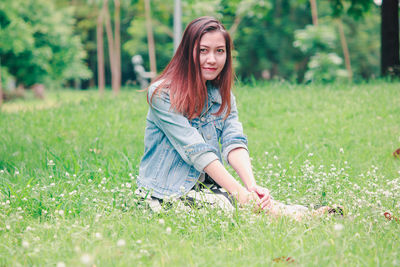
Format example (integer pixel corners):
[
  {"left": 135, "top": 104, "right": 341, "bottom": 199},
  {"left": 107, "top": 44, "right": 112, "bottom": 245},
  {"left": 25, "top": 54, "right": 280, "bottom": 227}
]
[{"left": 206, "top": 135, "right": 211, "bottom": 139}]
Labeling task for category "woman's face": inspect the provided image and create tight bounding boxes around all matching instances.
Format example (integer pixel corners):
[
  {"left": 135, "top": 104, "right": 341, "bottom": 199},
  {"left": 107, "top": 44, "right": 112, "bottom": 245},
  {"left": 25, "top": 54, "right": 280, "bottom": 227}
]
[{"left": 195, "top": 31, "right": 227, "bottom": 82}]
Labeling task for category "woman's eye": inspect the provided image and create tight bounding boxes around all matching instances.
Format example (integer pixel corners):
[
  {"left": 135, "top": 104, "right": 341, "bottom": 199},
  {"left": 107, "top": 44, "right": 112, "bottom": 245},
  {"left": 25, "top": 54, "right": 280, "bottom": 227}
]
[
  {"left": 200, "top": 48, "right": 207, "bottom": 53},
  {"left": 217, "top": 49, "right": 225, "bottom": 53}
]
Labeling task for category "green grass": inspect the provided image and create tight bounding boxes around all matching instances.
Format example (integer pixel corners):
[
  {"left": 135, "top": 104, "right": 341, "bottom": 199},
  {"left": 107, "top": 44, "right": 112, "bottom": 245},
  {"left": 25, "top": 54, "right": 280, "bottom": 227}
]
[{"left": 0, "top": 82, "right": 399, "bottom": 266}]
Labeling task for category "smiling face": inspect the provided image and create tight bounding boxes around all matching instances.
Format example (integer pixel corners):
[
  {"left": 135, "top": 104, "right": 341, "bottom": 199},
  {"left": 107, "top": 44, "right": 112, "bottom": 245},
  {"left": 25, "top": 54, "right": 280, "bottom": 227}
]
[{"left": 195, "top": 31, "right": 227, "bottom": 82}]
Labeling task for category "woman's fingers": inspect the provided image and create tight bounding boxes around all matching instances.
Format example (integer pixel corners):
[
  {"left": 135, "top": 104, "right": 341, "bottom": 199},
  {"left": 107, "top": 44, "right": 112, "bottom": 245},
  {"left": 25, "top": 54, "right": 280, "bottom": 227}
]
[{"left": 260, "top": 195, "right": 272, "bottom": 209}]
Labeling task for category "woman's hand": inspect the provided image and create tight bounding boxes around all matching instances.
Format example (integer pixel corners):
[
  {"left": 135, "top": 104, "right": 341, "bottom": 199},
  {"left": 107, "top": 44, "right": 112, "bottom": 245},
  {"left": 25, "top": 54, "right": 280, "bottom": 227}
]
[
  {"left": 247, "top": 185, "right": 273, "bottom": 210},
  {"left": 236, "top": 188, "right": 260, "bottom": 208}
]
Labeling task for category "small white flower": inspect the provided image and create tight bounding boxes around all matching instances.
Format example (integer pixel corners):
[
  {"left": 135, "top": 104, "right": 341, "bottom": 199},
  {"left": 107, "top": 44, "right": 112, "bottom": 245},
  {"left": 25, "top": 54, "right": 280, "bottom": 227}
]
[
  {"left": 65, "top": 172, "right": 70, "bottom": 177},
  {"left": 339, "top": 148, "right": 344, "bottom": 153},
  {"left": 22, "top": 240, "right": 29, "bottom": 248},
  {"left": 80, "top": 253, "right": 93, "bottom": 265},
  {"left": 334, "top": 224, "right": 344, "bottom": 231},
  {"left": 26, "top": 226, "right": 32, "bottom": 231},
  {"left": 166, "top": 227, "right": 172, "bottom": 234},
  {"left": 47, "top": 160, "right": 55, "bottom": 166},
  {"left": 95, "top": 232, "right": 102, "bottom": 239},
  {"left": 98, "top": 168, "right": 102, "bottom": 172},
  {"left": 56, "top": 262, "right": 66, "bottom": 267},
  {"left": 5, "top": 225, "right": 10, "bottom": 230},
  {"left": 58, "top": 210, "right": 64, "bottom": 216},
  {"left": 15, "top": 170, "right": 20, "bottom": 175},
  {"left": 49, "top": 175, "right": 53, "bottom": 179},
  {"left": 117, "top": 239, "right": 126, "bottom": 247},
  {"left": 0, "top": 170, "right": 4, "bottom": 174},
  {"left": 158, "top": 219, "right": 165, "bottom": 225},
  {"left": 126, "top": 183, "right": 131, "bottom": 188},
  {"left": 136, "top": 239, "right": 142, "bottom": 244}
]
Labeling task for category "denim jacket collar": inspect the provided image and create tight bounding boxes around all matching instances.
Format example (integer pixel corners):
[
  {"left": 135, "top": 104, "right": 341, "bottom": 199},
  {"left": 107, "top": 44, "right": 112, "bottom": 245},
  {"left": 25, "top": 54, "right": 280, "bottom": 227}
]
[{"left": 207, "top": 82, "right": 222, "bottom": 104}]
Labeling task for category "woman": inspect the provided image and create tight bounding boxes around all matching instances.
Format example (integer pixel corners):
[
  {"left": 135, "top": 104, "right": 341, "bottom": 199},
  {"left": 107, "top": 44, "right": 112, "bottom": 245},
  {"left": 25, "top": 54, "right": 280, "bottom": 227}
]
[{"left": 136, "top": 17, "right": 338, "bottom": 218}]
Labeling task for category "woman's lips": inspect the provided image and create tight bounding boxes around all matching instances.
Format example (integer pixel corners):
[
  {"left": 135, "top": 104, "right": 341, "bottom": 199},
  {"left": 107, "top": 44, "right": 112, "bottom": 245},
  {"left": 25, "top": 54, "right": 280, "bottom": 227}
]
[{"left": 203, "top": 67, "right": 217, "bottom": 71}]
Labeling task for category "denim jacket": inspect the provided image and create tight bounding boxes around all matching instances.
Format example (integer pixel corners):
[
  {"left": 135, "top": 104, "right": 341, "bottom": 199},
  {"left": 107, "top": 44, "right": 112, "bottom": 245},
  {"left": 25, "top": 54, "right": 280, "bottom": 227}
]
[{"left": 137, "top": 80, "right": 248, "bottom": 199}]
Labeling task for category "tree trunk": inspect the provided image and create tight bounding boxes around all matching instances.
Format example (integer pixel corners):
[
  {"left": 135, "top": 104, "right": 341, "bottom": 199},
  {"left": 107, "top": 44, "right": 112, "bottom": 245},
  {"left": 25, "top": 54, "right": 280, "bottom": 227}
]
[
  {"left": 173, "top": 0, "right": 182, "bottom": 51},
  {"left": 381, "top": 0, "right": 400, "bottom": 76},
  {"left": 97, "top": 3, "right": 105, "bottom": 94},
  {"left": 309, "top": 0, "right": 318, "bottom": 26},
  {"left": 114, "top": 0, "right": 121, "bottom": 94},
  {"left": 104, "top": 0, "right": 118, "bottom": 94},
  {"left": 145, "top": 0, "right": 157, "bottom": 75},
  {"left": 337, "top": 19, "right": 352, "bottom": 81}
]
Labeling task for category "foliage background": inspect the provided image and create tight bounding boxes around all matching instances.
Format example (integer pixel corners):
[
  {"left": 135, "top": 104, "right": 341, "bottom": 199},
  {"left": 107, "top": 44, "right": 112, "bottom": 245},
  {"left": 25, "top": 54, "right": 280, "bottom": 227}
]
[{"left": 0, "top": 0, "right": 384, "bottom": 89}]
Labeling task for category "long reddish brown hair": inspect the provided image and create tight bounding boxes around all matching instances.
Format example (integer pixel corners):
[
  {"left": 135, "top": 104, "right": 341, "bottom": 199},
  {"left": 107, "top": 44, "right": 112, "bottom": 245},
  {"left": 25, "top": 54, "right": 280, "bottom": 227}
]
[{"left": 150, "top": 16, "right": 234, "bottom": 119}]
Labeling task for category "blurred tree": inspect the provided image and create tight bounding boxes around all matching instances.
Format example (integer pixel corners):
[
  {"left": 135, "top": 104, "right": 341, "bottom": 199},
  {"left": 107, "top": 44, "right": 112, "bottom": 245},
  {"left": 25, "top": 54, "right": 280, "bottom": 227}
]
[
  {"left": 381, "top": 0, "right": 399, "bottom": 76},
  {"left": 294, "top": 24, "right": 348, "bottom": 82},
  {"left": 144, "top": 0, "right": 157, "bottom": 74},
  {"left": 95, "top": 0, "right": 106, "bottom": 93},
  {"left": 0, "top": 0, "right": 91, "bottom": 89},
  {"left": 330, "top": 0, "right": 399, "bottom": 77}
]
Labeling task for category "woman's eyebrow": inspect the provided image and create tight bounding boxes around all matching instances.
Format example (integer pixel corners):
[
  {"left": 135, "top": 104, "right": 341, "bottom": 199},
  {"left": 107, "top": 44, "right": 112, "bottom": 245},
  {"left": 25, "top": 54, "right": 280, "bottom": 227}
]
[{"left": 199, "top": 45, "right": 226, "bottom": 48}]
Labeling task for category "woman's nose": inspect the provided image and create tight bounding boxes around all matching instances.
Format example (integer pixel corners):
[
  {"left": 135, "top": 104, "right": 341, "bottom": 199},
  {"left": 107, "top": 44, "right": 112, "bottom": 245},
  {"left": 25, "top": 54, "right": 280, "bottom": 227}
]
[{"left": 207, "top": 53, "right": 216, "bottom": 64}]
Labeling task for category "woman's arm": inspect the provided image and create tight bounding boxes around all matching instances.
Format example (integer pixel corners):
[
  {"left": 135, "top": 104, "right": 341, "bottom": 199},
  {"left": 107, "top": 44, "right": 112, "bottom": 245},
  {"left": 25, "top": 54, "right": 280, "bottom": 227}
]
[
  {"left": 227, "top": 147, "right": 272, "bottom": 209},
  {"left": 203, "top": 160, "right": 259, "bottom": 206}
]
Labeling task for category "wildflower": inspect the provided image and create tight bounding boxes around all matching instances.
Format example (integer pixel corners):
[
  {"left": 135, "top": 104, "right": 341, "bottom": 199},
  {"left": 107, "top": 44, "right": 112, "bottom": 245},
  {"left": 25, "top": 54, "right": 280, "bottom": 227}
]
[
  {"left": 0, "top": 170, "right": 4, "bottom": 174},
  {"left": 158, "top": 219, "right": 165, "bottom": 225},
  {"left": 22, "top": 241, "right": 29, "bottom": 248},
  {"left": 95, "top": 232, "right": 102, "bottom": 239},
  {"left": 56, "top": 262, "right": 66, "bottom": 267},
  {"left": 136, "top": 240, "right": 142, "bottom": 244},
  {"left": 47, "top": 160, "right": 55, "bottom": 166},
  {"left": 65, "top": 172, "right": 70, "bottom": 177},
  {"left": 5, "top": 225, "right": 10, "bottom": 230},
  {"left": 80, "top": 253, "right": 93, "bottom": 265},
  {"left": 26, "top": 226, "right": 32, "bottom": 231},
  {"left": 58, "top": 210, "right": 64, "bottom": 216},
  {"left": 166, "top": 227, "right": 172, "bottom": 234},
  {"left": 334, "top": 224, "right": 344, "bottom": 231},
  {"left": 15, "top": 170, "right": 20, "bottom": 175},
  {"left": 98, "top": 168, "right": 102, "bottom": 172},
  {"left": 117, "top": 239, "right": 126, "bottom": 247},
  {"left": 339, "top": 148, "right": 344, "bottom": 153}
]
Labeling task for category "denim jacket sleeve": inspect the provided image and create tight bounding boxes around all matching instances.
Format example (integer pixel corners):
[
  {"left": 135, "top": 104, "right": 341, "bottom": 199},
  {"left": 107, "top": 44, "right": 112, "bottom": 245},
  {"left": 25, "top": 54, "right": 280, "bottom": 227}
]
[
  {"left": 147, "top": 84, "right": 219, "bottom": 172},
  {"left": 220, "top": 93, "right": 248, "bottom": 164}
]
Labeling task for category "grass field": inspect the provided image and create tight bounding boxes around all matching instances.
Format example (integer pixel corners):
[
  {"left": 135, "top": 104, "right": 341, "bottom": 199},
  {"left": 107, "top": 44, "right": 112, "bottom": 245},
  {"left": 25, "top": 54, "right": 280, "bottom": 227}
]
[{"left": 1, "top": 82, "right": 399, "bottom": 266}]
